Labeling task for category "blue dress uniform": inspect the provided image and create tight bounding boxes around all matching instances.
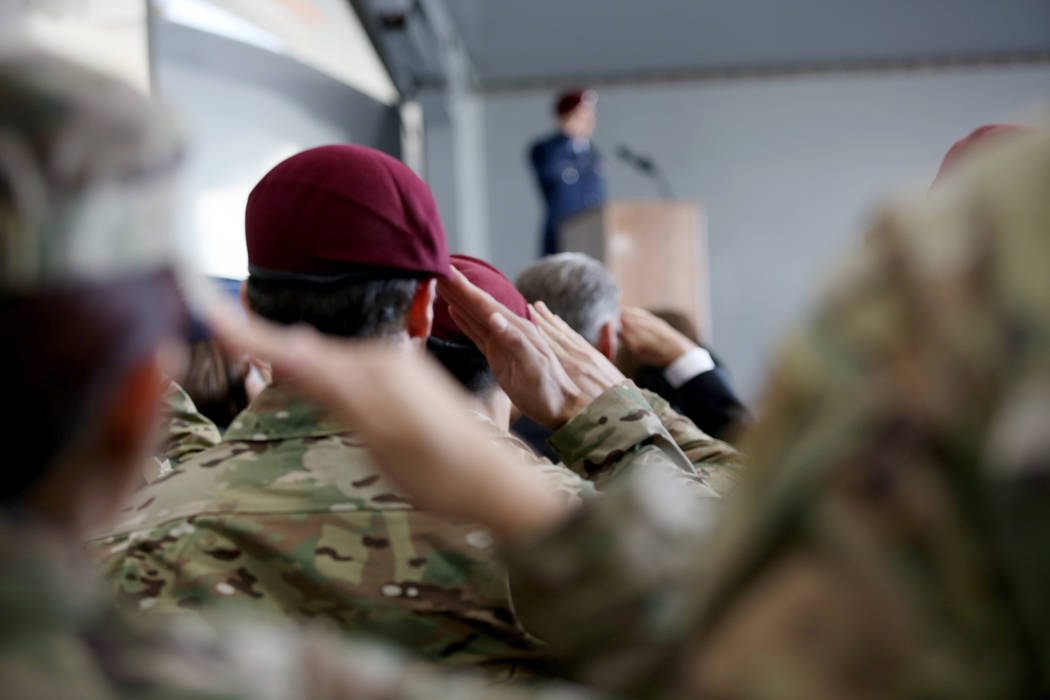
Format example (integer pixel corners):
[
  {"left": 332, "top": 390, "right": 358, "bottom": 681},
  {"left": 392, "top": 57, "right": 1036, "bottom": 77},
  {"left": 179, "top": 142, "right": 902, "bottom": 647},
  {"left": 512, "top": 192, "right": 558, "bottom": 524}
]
[{"left": 529, "top": 133, "right": 606, "bottom": 256}]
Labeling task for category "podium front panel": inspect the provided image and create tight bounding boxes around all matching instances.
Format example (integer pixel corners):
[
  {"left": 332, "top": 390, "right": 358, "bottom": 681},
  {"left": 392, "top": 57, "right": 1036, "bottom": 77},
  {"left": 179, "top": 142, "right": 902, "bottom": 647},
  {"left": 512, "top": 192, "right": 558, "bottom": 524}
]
[{"left": 561, "top": 201, "right": 710, "bottom": 340}]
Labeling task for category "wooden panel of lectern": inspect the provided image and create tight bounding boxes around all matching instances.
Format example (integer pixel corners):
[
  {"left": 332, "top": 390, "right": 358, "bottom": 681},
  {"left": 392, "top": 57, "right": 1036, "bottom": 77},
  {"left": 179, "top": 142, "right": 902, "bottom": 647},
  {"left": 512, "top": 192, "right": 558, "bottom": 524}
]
[{"left": 559, "top": 200, "right": 711, "bottom": 340}]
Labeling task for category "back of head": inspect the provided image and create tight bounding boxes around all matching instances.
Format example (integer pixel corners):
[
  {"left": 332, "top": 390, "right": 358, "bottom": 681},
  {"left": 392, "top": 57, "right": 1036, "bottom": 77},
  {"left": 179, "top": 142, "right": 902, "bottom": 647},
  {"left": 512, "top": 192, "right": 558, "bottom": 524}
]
[
  {"left": 516, "top": 252, "right": 619, "bottom": 344},
  {"left": 182, "top": 339, "right": 249, "bottom": 429},
  {"left": 0, "top": 50, "right": 184, "bottom": 499},
  {"left": 243, "top": 144, "right": 450, "bottom": 339},
  {"left": 554, "top": 88, "right": 597, "bottom": 119},
  {"left": 428, "top": 254, "right": 531, "bottom": 397}
]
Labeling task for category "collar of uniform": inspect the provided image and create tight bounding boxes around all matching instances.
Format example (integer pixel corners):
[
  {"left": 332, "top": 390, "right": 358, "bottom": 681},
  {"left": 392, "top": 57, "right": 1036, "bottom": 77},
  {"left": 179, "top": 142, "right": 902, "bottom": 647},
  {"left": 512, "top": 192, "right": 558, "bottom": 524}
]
[{"left": 223, "top": 383, "right": 349, "bottom": 441}]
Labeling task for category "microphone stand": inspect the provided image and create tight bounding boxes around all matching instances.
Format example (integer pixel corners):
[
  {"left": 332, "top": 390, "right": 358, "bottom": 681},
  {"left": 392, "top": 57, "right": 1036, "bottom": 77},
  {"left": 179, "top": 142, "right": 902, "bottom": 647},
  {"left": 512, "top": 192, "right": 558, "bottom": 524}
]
[{"left": 616, "top": 146, "right": 675, "bottom": 200}]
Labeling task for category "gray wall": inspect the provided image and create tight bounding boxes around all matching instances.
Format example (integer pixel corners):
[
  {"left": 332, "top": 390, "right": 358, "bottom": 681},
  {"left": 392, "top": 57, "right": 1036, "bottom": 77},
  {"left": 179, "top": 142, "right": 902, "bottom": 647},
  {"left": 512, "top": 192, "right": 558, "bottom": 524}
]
[
  {"left": 153, "top": 21, "right": 401, "bottom": 279},
  {"left": 480, "top": 65, "right": 1050, "bottom": 400}
]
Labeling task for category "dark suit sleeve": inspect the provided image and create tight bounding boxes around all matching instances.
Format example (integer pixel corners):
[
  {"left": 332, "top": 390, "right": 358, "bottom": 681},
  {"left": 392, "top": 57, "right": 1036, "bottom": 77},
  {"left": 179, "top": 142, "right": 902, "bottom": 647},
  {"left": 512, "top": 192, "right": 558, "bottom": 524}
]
[
  {"left": 671, "top": 366, "right": 750, "bottom": 440},
  {"left": 529, "top": 140, "right": 561, "bottom": 183},
  {"left": 511, "top": 416, "right": 559, "bottom": 462}
]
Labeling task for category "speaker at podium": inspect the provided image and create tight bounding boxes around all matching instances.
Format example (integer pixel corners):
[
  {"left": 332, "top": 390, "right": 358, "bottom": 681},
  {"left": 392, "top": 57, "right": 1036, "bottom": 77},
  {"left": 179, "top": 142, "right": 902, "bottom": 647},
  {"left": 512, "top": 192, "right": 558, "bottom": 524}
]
[{"left": 558, "top": 200, "right": 711, "bottom": 341}]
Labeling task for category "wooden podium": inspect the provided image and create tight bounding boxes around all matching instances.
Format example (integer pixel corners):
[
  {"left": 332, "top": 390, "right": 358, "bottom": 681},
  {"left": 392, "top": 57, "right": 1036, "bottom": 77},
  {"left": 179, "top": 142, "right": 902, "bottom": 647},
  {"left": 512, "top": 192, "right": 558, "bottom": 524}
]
[{"left": 559, "top": 200, "right": 711, "bottom": 339}]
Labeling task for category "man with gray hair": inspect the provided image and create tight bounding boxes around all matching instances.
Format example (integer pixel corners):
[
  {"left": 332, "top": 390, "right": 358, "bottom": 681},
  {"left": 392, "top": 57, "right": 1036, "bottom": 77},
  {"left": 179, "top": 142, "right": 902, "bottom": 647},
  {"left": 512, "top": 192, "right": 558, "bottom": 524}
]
[
  {"left": 516, "top": 253, "right": 622, "bottom": 357},
  {"left": 516, "top": 252, "right": 748, "bottom": 442}
]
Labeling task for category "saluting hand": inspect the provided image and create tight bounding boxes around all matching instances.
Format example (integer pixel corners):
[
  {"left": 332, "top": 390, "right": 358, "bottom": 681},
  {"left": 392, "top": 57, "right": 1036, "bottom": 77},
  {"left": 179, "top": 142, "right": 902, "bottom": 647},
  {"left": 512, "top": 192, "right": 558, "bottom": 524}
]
[
  {"left": 206, "top": 300, "right": 570, "bottom": 538},
  {"left": 531, "top": 300, "right": 626, "bottom": 401},
  {"left": 438, "top": 267, "right": 591, "bottom": 430},
  {"left": 619, "top": 307, "right": 698, "bottom": 368}
]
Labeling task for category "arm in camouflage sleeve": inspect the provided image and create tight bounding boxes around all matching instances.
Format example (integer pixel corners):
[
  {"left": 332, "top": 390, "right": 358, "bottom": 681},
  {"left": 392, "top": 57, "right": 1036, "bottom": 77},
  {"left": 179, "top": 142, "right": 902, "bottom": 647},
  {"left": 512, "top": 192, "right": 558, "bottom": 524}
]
[
  {"left": 639, "top": 388, "right": 744, "bottom": 496},
  {"left": 159, "top": 381, "right": 221, "bottom": 464},
  {"left": 507, "top": 133, "right": 1050, "bottom": 699},
  {"left": 508, "top": 226, "right": 945, "bottom": 698},
  {"left": 547, "top": 381, "right": 719, "bottom": 499}
]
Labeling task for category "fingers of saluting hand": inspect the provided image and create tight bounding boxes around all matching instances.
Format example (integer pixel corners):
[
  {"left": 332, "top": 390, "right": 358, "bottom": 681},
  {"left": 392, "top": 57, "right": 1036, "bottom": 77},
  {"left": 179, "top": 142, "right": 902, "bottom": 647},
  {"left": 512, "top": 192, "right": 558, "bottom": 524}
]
[
  {"left": 438, "top": 267, "right": 511, "bottom": 329},
  {"left": 448, "top": 305, "right": 494, "bottom": 349},
  {"left": 621, "top": 306, "right": 653, "bottom": 318},
  {"left": 530, "top": 302, "right": 569, "bottom": 349},
  {"left": 440, "top": 267, "right": 538, "bottom": 342},
  {"left": 531, "top": 301, "right": 578, "bottom": 349}
]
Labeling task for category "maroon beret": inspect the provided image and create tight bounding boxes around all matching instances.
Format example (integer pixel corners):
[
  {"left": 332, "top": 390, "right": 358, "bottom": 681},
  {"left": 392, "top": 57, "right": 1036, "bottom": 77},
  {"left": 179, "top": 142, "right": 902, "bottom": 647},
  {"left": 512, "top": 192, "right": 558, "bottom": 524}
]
[
  {"left": 554, "top": 88, "right": 597, "bottom": 117},
  {"left": 934, "top": 124, "right": 1035, "bottom": 185},
  {"left": 246, "top": 144, "right": 450, "bottom": 281},
  {"left": 432, "top": 254, "right": 532, "bottom": 344}
]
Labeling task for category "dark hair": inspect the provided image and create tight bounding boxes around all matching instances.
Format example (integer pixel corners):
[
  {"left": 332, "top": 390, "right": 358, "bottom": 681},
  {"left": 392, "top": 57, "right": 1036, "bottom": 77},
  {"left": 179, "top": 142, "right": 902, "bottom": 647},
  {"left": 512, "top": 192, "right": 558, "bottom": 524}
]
[
  {"left": 245, "top": 275, "right": 420, "bottom": 338},
  {"left": 182, "top": 339, "right": 249, "bottom": 430},
  {"left": 426, "top": 337, "right": 497, "bottom": 396},
  {"left": 1, "top": 271, "right": 184, "bottom": 501}
]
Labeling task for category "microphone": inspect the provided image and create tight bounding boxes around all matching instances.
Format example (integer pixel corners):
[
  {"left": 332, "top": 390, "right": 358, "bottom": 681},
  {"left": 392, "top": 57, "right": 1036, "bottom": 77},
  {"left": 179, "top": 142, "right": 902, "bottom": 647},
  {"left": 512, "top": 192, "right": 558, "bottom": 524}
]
[
  {"left": 615, "top": 145, "right": 654, "bottom": 172},
  {"left": 615, "top": 145, "right": 674, "bottom": 199}
]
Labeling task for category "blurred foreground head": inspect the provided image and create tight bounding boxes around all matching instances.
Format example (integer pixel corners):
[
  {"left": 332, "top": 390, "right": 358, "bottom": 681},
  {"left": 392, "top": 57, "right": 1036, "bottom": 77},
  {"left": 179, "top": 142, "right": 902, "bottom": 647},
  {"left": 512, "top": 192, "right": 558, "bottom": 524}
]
[
  {"left": 243, "top": 144, "right": 450, "bottom": 343},
  {"left": 0, "top": 51, "right": 184, "bottom": 515},
  {"left": 516, "top": 252, "right": 620, "bottom": 359}
]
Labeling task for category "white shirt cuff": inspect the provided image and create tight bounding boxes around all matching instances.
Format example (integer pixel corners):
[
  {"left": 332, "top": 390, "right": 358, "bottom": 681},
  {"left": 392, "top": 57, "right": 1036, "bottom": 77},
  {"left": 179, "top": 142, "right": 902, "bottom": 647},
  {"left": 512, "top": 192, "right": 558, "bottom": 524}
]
[{"left": 663, "top": 347, "right": 715, "bottom": 389}]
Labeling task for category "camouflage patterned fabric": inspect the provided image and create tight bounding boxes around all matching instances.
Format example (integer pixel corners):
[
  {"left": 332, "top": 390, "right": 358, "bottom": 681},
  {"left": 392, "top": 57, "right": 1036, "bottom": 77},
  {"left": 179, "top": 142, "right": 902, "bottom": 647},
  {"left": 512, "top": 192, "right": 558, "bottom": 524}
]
[
  {"left": 638, "top": 388, "right": 743, "bottom": 496},
  {"left": 1, "top": 512, "right": 608, "bottom": 699},
  {"left": 506, "top": 129, "right": 1050, "bottom": 698},
  {"left": 90, "top": 379, "right": 707, "bottom": 675},
  {"left": 150, "top": 381, "right": 222, "bottom": 481}
]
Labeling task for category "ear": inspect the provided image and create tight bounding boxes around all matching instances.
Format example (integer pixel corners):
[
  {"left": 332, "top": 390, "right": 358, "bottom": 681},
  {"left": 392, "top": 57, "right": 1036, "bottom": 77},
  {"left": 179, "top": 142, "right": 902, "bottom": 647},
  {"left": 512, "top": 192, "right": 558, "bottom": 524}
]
[
  {"left": 406, "top": 278, "right": 437, "bottom": 340},
  {"left": 101, "top": 347, "right": 170, "bottom": 462},
  {"left": 597, "top": 320, "right": 618, "bottom": 361},
  {"left": 239, "top": 279, "right": 250, "bottom": 314}
]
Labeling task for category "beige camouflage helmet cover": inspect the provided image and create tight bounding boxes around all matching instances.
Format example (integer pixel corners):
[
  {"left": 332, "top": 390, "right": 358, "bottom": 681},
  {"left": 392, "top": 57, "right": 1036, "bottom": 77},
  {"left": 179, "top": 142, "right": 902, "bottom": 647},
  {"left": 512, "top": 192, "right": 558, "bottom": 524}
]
[{"left": 0, "top": 49, "right": 182, "bottom": 293}]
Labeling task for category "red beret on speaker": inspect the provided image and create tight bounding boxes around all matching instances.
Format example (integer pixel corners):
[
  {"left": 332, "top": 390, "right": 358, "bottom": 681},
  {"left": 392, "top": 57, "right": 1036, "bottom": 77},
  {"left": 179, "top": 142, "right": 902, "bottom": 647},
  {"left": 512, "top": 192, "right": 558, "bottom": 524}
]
[
  {"left": 246, "top": 144, "right": 451, "bottom": 281},
  {"left": 554, "top": 88, "right": 597, "bottom": 117},
  {"left": 934, "top": 124, "right": 1035, "bottom": 186},
  {"left": 431, "top": 254, "right": 532, "bottom": 345}
]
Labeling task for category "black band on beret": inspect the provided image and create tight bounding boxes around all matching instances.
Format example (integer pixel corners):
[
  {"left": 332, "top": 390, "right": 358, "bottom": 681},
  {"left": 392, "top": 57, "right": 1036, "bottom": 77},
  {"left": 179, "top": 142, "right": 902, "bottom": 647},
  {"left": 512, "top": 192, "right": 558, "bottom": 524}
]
[{"left": 247, "top": 264, "right": 432, "bottom": 286}]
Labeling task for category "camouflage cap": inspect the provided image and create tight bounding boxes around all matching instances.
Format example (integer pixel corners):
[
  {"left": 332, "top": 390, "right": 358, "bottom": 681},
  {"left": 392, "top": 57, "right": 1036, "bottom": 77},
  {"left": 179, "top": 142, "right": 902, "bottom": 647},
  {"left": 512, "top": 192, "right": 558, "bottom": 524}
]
[{"left": 0, "top": 49, "right": 183, "bottom": 294}]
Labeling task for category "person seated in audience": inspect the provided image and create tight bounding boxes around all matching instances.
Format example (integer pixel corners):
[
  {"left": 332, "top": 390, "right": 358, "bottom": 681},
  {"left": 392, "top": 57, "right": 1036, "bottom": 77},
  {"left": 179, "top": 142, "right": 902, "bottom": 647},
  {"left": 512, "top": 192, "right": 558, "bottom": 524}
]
[
  {"left": 618, "top": 307, "right": 751, "bottom": 439},
  {"left": 181, "top": 338, "right": 250, "bottom": 429},
  {"left": 90, "top": 142, "right": 723, "bottom": 678},
  {"left": 514, "top": 252, "right": 748, "bottom": 446}
]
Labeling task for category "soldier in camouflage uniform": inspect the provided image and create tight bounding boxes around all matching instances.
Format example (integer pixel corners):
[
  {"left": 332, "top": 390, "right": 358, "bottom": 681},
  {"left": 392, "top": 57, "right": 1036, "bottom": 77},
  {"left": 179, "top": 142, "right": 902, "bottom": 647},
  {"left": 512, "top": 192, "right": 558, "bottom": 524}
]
[{"left": 90, "top": 143, "right": 722, "bottom": 676}]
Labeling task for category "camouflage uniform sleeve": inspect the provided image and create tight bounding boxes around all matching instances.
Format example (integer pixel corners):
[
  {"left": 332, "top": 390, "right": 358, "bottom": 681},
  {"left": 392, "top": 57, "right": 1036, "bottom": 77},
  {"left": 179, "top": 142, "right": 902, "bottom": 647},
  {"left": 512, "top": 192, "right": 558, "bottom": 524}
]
[
  {"left": 507, "top": 134, "right": 1050, "bottom": 699},
  {"left": 158, "top": 381, "right": 221, "bottom": 466},
  {"left": 547, "top": 381, "right": 715, "bottom": 495},
  {"left": 190, "top": 616, "right": 614, "bottom": 700},
  {"left": 505, "top": 466, "right": 715, "bottom": 697},
  {"left": 638, "top": 388, "right": 745, "bottom": 496},
  {"left": 473, "top": 411, "right": 596, "bottom": 505}
]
